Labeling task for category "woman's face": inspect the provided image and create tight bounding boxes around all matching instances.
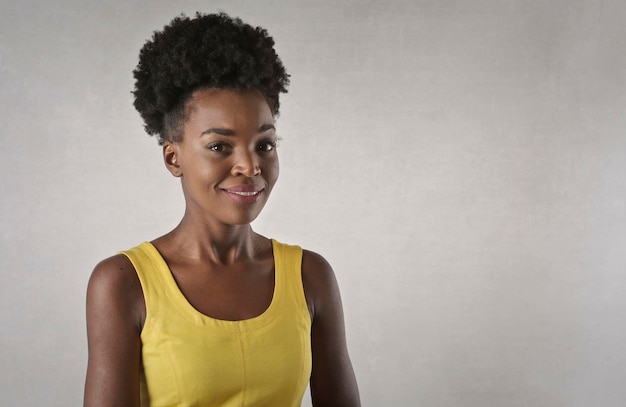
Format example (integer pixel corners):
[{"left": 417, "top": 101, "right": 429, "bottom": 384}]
[{"left": 164, "top": 88, "right": 279, "bottom": 226}]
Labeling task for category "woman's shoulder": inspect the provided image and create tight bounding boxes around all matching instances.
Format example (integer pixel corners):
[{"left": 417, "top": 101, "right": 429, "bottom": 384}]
[
  {"left": 301, "top": 249, "right": 334, "bottom": 279},
  {"left": 85, "top": 253, "right": 145, "bottom": 405},
  {"left": 271, "top": 238, "right": 332, "bottom": 273},
  {"left": 87, "top": 252, "right": 145, "bottom": 330},
  {"left": 89, "top": 253, "right": 138, "bottom": 290},
  {"left": 299, "top": 248, "right": 343, "bottom": 320}
]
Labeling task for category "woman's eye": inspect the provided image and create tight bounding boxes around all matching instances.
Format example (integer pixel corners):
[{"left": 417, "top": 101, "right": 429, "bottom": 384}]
[
  {"left": 258, "top": 140, "right": 278, "bottom": 152},
  {"left": 208, "top": 143, "right": 230, "bottom": 153}
]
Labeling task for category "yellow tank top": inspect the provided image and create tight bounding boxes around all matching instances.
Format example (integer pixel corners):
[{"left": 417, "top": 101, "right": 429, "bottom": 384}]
[{"left": 121, "top": 239, "right": 312, "bottom": 407}]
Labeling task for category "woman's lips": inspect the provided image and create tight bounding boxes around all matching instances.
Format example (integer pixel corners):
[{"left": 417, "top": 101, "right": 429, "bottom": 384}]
[
  {"left": 229, "top": 190, "right": 259, "bottom": 196},
  {"left": 222, "top": 185, "right": 264, "bottom": 204}
]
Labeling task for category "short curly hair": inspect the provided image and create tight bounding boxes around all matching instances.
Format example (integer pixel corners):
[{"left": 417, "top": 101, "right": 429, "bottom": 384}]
[{"left": 132, "top": 12, "right": 290, "bottom": 144}]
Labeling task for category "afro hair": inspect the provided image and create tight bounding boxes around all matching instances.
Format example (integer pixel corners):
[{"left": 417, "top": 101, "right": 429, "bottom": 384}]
[{"left": 132, "top": 12, "right": 290, "bottom": 144}]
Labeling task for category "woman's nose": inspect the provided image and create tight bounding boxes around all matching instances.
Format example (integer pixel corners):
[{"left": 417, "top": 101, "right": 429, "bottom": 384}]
[{"left": 231, "top": 150, "right": 260, "bottom": 177}]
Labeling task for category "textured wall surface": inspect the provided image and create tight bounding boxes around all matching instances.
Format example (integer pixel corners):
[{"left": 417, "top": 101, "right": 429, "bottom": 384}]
[{"left": 1, "top": 1, "right": 625, "bottom": 405}]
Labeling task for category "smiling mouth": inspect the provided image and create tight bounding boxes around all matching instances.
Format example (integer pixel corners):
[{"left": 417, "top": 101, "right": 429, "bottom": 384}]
[
  {"left": 222, "top": 187, "right": 265, "bottom": 205},
  {"left": 229, "top": 191, "right": 260, "bottom": 197}
]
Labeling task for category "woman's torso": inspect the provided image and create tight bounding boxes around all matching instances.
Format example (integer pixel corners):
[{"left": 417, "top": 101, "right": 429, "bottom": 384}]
[{"left": 121, "top": 239, "right": 312, "bottom": 407}]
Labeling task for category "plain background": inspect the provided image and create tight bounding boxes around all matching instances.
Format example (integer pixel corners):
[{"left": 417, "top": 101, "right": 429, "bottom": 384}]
[{"left": 1, "top": 0, "right": 625, "bottom": 406}]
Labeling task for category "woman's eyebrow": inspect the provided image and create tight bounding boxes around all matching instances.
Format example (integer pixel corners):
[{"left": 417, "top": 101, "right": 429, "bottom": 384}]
[
  {"left": 201, "top": 124, "right": 275, "bottom": 136},
  {"left": 258, "top": 124, "right": 275, "bottom": 133},
  {"left": 201, "top": 127, "right": 236, "bottom": 136}
]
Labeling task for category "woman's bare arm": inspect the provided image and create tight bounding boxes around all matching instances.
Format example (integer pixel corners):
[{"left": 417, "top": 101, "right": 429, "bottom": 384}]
[
  {"left": 84, "top": 255, "right": 144, "bottom": 407},
  {"left": 302, "top": 250, "right": 361, "bottom": 407}
]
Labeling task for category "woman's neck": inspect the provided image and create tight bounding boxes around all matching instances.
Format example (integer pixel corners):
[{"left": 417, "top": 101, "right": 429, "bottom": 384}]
[{"left": 159, "top": 212, "right": 265, "bottom": 266}]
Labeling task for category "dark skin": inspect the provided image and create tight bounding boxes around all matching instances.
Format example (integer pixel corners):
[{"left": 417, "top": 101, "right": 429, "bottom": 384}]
[{"left": 84, "top": 88, "right": 360, "bottom": 406}]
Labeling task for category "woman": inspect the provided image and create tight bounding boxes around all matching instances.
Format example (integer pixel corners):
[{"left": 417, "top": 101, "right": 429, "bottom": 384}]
[{"left": 84, "top": 12, "right": 360, "bottom": 407}]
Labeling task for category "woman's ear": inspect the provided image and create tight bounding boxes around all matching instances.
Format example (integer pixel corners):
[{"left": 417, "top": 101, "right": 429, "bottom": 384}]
[{"left": 163, "top": 142, "right": 182, "bottom": 177}]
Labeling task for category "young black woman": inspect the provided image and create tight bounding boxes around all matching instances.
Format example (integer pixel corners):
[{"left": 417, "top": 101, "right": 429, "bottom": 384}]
[{"left": 84, "top": 12, "right": 360, "bottom": 407}]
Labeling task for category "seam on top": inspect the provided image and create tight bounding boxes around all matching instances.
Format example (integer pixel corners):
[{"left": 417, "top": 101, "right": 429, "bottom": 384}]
[{"left": 237, "top": 324, "right": 247, "bottom": 407}]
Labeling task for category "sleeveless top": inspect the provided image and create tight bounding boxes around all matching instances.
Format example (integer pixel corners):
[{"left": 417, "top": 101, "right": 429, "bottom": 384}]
[{"left": 121, "top": 239, "right": 312, "bottom": 407}]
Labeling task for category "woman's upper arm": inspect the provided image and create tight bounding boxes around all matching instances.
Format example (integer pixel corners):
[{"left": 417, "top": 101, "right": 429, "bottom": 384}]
[
  {"left": 302, "top": 250, "right": 361, "bottom": 407},
  {"left": 84, "top": 254, "right": 144, "bottom": 407}
]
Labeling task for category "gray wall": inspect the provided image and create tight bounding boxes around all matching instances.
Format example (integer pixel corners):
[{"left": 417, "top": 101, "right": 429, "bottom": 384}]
[{"left": 1, "top": 0, "right": 625, "bottom": 405}]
